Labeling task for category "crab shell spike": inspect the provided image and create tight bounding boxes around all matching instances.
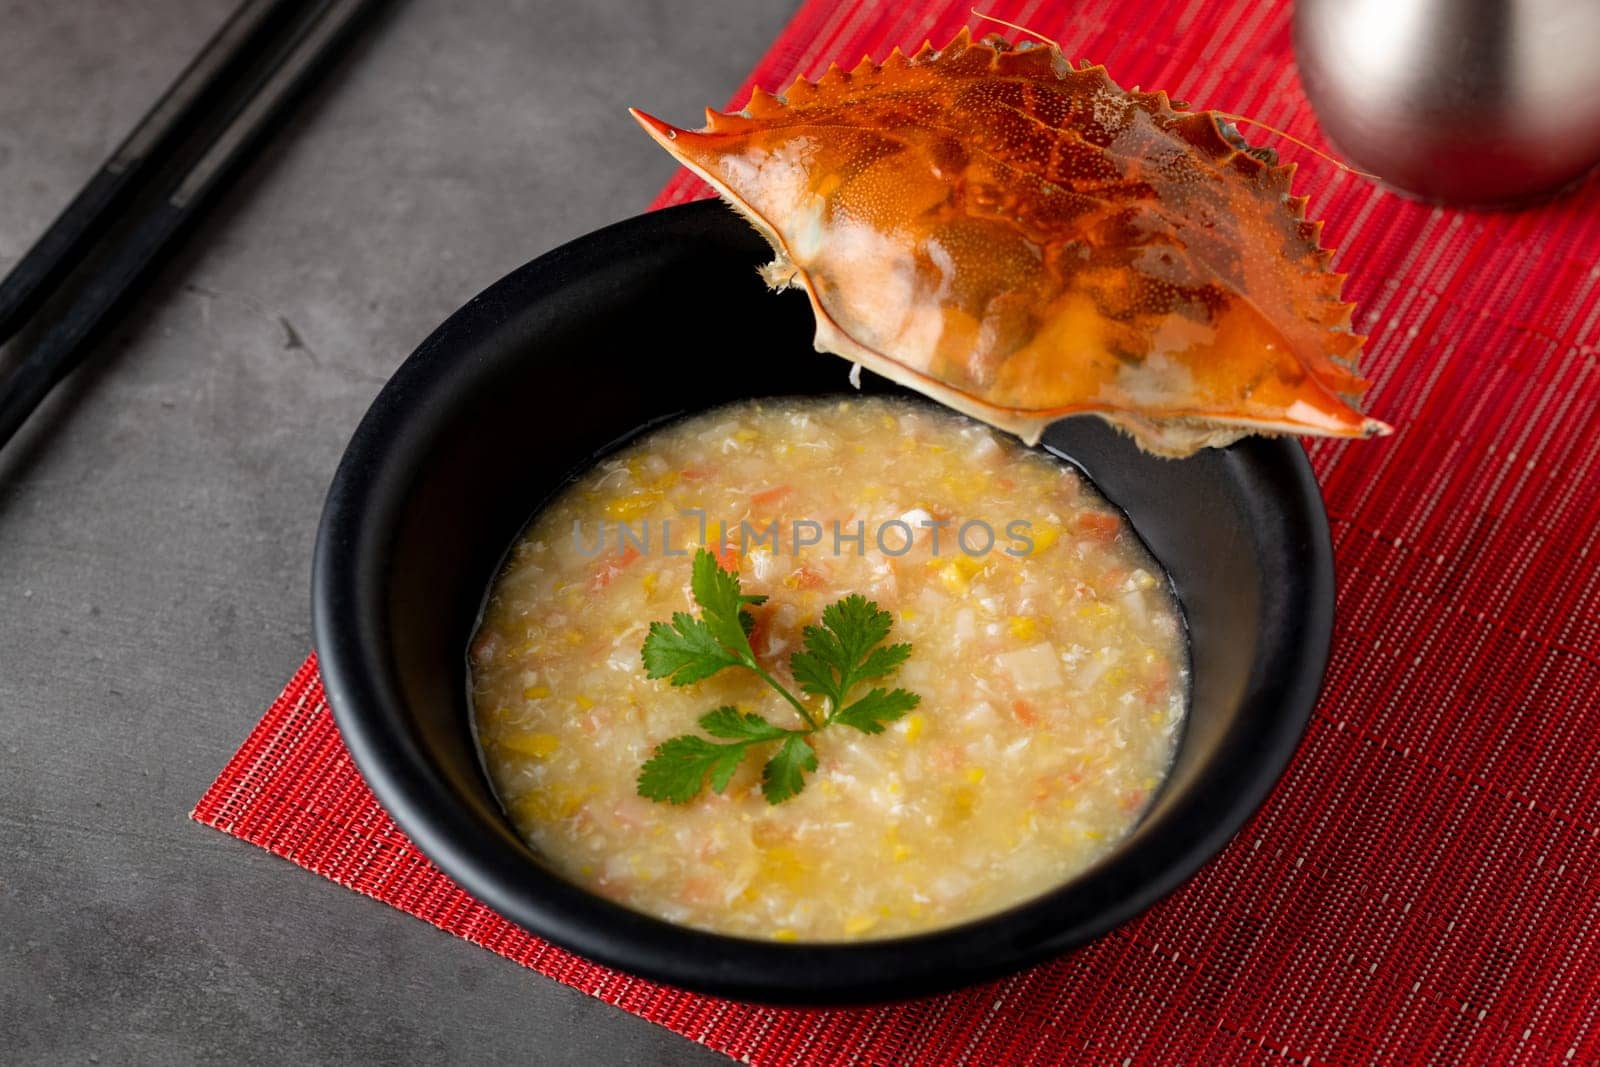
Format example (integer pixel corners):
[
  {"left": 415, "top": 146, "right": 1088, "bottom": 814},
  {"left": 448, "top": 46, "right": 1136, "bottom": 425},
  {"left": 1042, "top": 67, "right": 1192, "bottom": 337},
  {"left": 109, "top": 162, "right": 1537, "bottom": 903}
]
[
  {"left": 998, "top": 45, "right": 1062, "bottom": 76},
  {"left": 630, "top": 31, "right": 1391, "bottom": 456},
  {"left": 744, "top": 86, "right": 785, "bottom": 118},
  {"left": 817, "top": 62, "right": 848, "bottom": 89},
  {"left": 782, "top": 74, "right": 817, "bottom": 105}
]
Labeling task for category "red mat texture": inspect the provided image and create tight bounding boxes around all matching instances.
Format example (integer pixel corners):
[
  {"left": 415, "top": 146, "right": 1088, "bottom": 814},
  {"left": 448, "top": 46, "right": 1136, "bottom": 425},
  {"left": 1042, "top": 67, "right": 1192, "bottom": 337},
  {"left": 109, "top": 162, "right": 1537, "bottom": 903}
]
[{"left": 194, "top": 0, "right": 1600, "bottom": 1062}]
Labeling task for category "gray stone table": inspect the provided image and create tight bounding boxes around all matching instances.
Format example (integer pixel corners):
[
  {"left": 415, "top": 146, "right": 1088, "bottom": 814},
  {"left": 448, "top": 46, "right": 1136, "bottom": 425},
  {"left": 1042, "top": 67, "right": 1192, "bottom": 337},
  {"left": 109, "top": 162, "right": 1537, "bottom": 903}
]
[{"left": 0, "top": 1, "right": 798, "bottom": 1061}]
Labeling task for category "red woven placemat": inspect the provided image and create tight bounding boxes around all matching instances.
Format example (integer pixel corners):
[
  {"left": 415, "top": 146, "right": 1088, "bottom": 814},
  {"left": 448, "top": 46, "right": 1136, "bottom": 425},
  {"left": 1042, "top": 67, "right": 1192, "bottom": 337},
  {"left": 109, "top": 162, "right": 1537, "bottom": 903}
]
[{"left": 194, "top": 0, "right": 1600, "bottom": 1062}]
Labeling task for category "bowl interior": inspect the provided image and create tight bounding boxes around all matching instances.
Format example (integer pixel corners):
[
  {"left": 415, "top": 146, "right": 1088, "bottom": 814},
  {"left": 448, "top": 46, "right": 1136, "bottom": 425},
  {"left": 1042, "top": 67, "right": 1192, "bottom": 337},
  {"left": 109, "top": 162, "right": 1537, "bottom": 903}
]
[{"left": 313, "top": 200, "right": 1332, "bottom": 1003}]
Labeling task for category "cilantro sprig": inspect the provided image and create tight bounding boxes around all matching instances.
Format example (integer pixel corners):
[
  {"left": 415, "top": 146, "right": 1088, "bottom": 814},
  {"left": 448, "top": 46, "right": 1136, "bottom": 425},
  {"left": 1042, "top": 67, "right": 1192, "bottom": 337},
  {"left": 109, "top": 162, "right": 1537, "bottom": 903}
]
[{"left": 637, "top": 550, "right": 920, "bottom": 805}]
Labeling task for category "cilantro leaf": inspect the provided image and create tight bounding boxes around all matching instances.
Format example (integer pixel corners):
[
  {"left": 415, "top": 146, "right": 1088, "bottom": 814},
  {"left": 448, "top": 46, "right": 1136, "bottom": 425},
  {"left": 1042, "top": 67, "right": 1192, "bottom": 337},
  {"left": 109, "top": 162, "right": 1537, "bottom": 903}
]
[
  {"left": 761, "top": 734, "right": 818, "bottom": 804},
  {"left": 690, "top": 549, "right": 765, "bottom": 660},
  {"left": 821, "top": 594, "right": 895, "bottom": 673},
  {"left": 832, "top": 688, "right": 921, "bottom": 734},
  {"left": 641, "top": 612, "right": 741, "bottom": 686},
  {"left": 699, "top": 706, "right": 791, "bottom": 742},
  {"left": 853, "top": 642, "right": 912, "bottom": 686},
  {"left": 637, "top": 735, "right": 749, "bottom": 804},
  {"left": 787, "top": 644, "right": 842, "bottom": 708},
  {"left": 637, "top": 553, "right": 923, "bottom": 806},
  {"left": 788, "top": 596, "right": 907, "bottom": 714}
]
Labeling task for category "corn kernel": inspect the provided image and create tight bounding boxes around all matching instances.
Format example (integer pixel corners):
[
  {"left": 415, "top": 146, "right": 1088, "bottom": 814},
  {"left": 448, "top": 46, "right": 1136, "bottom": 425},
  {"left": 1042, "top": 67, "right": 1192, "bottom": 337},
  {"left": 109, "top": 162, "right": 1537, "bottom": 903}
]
[
  {"left": 522, "top": 684, "right": 550, "bottom": 700},
  {"left": 773, "top": 928, "right": 799, "bottom": 942},
  {"left": 575, "top": 695, "right": 596, "bottom": 711},
  {"left": 603, "top": 492, "right": 660, "bottom": 520},
  {"left": 945, "top": 786, "right": 977, "bottom": 821},
  {"left": 965, "top": 767, "right": 987, "bottom": 784},
  {"left": 508, "top": 785, "right": 587, "bottom": 822},
  {"left": 844, "top": 914, "right": 878, "bottom": 935},
  {"left": 1008, "top": 616, "right": 1038, "bottom": 641},
  {"left": 641, "top": 572, "right": 658, "bottom": 596},
  {"left": 507, "top": 793, "right": 544, "bottom": 822},
  {"left": 1028, "top": 523, "right": 1061, "bottom": 555},
  {"left": 759, "top": 846, "right": 806, "bottom": 887},
  {"left": 938, "top": 563, "right": 970, "bottom": 595},
  {"left": 499, "top": 732, "right": 559, "bottom": 759},
  {"left": 892, "top": 844, "right": 912, "bottom": 862},
  {"left": 902, "top": 713, "right": 926, "bottom": 743}
]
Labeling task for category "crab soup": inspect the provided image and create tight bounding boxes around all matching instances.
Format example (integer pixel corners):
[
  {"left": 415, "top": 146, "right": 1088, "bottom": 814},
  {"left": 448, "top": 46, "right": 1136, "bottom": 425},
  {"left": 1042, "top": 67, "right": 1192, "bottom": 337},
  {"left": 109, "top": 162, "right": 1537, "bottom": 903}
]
[{"left": 470, "top": 397, "right": 1187, "bottom": 940}]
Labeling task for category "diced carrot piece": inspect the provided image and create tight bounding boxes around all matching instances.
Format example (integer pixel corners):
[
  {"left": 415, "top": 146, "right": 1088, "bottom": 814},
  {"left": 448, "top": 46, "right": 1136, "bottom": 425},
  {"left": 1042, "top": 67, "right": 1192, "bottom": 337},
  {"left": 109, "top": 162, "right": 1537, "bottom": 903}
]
[
  {"left": 1076, "top": 512, "right": 1123, "bottom": 540},
  {"left": 790, "top": 564, "right": 827, "bottom": 590},
  {"left": 1032, "top": 770, "right": 1082, "bottom": 803},
  {"left": 682, "top": 876, "right": 719, "bottom": 905},
  {"left": 679, "top": 465, "right": 715, "bottom": 481},
  {"left": 746, "top": 606, "right": 773, "bottom": 656},
  {"left": 751, "top": 484, "right": 792, "bottom": 508},
  {"left": 589, "top": 545, "right": 641, "bottom": 590},
  {"left": 1011, "top": 698, "right": 1038, "bottom": 726},
  {"left": 713, "top": 540, "right": 740, "bottom": 572}
]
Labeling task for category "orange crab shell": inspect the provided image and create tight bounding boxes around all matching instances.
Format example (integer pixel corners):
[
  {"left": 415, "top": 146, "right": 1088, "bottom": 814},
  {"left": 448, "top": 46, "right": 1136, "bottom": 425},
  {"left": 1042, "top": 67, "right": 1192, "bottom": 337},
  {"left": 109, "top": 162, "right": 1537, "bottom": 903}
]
[{"left": 631, "top": 28, "right": 1390, "bottom": 456}]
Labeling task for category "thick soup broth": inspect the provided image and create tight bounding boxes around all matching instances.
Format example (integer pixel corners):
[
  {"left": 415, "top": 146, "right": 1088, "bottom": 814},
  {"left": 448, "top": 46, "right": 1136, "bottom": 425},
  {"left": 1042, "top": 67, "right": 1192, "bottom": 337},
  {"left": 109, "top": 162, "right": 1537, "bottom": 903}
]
[{"left": 470, "top": 397, "right": 1187, "bottom": 940}]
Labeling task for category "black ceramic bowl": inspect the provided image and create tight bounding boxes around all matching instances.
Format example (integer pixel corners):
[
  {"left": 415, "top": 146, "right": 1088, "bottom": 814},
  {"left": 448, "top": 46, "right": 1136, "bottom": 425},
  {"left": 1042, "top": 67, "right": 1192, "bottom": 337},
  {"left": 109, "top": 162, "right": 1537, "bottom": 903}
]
[{"left": 312, "top": 200, "right": 1333, "bottom": 1004}]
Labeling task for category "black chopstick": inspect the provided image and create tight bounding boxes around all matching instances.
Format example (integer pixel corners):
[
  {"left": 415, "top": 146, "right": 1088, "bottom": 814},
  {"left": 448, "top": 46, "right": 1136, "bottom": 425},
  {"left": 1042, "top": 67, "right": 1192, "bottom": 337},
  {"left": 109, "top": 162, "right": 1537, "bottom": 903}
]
[
  {"left": 0, "top": 0, "right": 303, "bottom": 349},
  {"left": 0, "top": 0, "right": 387, "bottom": 453}
]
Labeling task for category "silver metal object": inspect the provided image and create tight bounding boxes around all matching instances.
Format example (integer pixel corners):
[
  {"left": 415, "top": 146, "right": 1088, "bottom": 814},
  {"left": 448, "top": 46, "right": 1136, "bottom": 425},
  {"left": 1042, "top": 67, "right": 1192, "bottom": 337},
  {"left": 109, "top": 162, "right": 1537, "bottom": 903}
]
[{"left": 1294, "top": 0, "right": 1600, "bottom": 205}]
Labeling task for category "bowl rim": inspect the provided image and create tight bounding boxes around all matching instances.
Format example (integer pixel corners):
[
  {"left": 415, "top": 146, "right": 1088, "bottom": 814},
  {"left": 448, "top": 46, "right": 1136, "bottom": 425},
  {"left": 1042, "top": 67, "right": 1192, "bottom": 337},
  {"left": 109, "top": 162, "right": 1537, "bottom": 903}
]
[{"left": 312, "top": 200, "right": 1334, "bottom": 1004}]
